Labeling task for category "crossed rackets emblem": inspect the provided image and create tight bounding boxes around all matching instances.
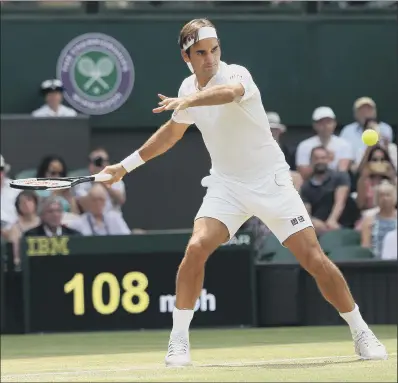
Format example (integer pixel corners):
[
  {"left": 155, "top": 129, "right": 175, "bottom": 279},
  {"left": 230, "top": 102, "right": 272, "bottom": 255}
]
[{"left": 77, "top": 56, "right": 115, "bottom": 91}]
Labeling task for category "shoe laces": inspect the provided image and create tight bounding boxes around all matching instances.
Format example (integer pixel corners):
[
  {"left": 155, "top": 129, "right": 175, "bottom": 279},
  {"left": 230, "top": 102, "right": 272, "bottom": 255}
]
[
  {"left": 167, "top": 334, "right": 189, "bottom": 357},
  {"left": 354, "top": 330, "right": 383, "bottom": 349}
]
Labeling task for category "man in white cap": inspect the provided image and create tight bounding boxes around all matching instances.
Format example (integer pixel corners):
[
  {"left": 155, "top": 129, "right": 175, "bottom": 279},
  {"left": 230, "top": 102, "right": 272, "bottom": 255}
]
[
  {"left": 340, "top": 97, "right": 393, "bottom": 168},
  {"left": 100, "top": 19, "right": 387, "bottom": 365},
  {"left": 32, "top": 79, "right": 77, "bottom": 117},
  {"left": 296, "top": 106, "right": 354, "bottom": 180},
  {"left": 0, "top": 155, "right": 20, "bottom": 231}
]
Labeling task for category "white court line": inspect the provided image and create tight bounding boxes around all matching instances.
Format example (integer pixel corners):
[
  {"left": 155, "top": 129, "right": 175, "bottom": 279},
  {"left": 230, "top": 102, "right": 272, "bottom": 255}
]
[{"left": 2, "top": 352, "right": 396, "bottom": 380}]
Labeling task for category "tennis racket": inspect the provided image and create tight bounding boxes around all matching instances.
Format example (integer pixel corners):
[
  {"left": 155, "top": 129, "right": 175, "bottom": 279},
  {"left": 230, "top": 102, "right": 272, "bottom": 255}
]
[{"left": 9, "top": 173, "right": 112, "bottom": 191}]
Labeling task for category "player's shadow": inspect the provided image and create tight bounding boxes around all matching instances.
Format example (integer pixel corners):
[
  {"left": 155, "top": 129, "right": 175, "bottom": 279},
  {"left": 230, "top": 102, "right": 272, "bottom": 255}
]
[{"left": 202, "top": 358, "right": 363, "bottom": 370}]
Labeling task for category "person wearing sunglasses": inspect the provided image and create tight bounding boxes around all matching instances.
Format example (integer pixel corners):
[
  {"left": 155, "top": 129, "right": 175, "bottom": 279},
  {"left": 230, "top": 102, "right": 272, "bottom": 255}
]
[
  {"left": 35, "top": 155, "right": 79, "bottom": 214},
  {"left": 356, "top": 147, "right": 397, "bottom": 211},
  {"left": 73, "top": 148, "right": 126, "bottom": 215}
]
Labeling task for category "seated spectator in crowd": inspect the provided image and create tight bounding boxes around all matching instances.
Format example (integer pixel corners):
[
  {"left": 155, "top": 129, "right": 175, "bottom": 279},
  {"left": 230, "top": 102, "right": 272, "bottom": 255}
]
[
  {"left": 74, "top": 148, "right": 126, "bottom": 214},
  {"left": 356, "top": 146, "right": 396, "bottom": 211},
  {"left": 1, "top": 155, "right": 20, "bottom": 231},
  {"left": 25, "top": 196, "right": 81, "bottom": 237},
  {"left": 360, "top": 181, "right": 397, "bottom": 258},
  {"left": 353, "top": 118, "right": 397, "bottom": 171},
  {"left": 2, "top": 191, "right": 40, "bottom": 267},
  {"left": 68, "top": 184, "right": 130, "bottom": 236},
  {"left": 32, "top": 79, "right": 77, "bottom": 117},
  {"left": 381, "top": 229, "right": 397, "bottom": 260},
  {"left": 35, "top": 155, "right": 79, "bottom": 214},
  {"left": 300, "top": 146, "right": 359, "bottom": 235},
  {"left": 340, "top": 97, "right": 393, "bottom": 171},
  {"left": 267, "top": 111, "right": 302, "bottom": 190},
  {"left": 296, "top": 107, "right": 353, "bottom": 180}
]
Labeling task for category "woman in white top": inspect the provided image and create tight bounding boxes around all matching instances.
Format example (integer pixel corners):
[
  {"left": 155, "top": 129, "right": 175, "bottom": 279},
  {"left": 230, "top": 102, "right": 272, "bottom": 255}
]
[{"left": 2, "top": 190, "right": 40, "bottom": 267}]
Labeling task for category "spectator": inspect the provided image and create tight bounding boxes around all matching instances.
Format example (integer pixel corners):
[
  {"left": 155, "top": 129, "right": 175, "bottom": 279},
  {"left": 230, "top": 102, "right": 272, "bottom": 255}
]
[
  {"left": 356, "top": 146, "right": 396, "bottom": 211},
  {"left": 74, "top": 148, "right": 126, "bottom": 214},
  {"left": 32, "top": 79, "right": 77, "bottom": 117},
  {"left": 296, "top": 107, "right": 353, "bottom": 180},
  {"left": 68, "top": 184, "right": 130, "bottom": 236},
  {"left": 35, "top": 155, "right": 79, "bottom": 214},
  {"left": 267, "top": 112, "right": 301, "bottom": 187},
  {"left": 1, "top": 155, "right": 20, "bottom": 231},
  {"left": 300, "top": 146, "right": 359, "bottom": 235},
  {"left": 24, "top": 196, "right": 81, "bottom": 237},
  {"left": 340, "top": 97, "right": 393, "bottom": 171},
  {"left": 381, "top": 229, "right": 397, "bottom": 260},
  {"left": 354, "top": 118, "right": 397, "bottom": 171},
  {"left": 360, "top": 181, "right": 397, "bottom": 258},
  {"left": 2, "top": 191, "right": 40, "bottom": 267}
]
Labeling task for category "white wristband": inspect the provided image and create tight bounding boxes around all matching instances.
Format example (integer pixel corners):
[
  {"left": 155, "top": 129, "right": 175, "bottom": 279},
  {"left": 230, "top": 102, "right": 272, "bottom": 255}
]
[{"left": 120, "top": 151, "right": 145, "bottom": 173}]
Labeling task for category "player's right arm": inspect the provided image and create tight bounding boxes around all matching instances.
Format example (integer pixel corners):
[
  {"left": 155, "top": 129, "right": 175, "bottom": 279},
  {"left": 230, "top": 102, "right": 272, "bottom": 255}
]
[
  {"left": 100, "top": 119, "right": 191, "bottom": 183},
  {"left": 138, "top": 119, "right": 190, "bottom": 162}
]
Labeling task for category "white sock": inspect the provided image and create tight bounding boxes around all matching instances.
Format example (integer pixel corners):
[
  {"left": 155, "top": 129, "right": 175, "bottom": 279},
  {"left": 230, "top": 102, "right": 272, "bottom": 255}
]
[
  {"left": 171, "top": 307, "right": 194, "bottom": 336},
  {"left": 339, "top": 304, "right": 369, "bottom": 336}
]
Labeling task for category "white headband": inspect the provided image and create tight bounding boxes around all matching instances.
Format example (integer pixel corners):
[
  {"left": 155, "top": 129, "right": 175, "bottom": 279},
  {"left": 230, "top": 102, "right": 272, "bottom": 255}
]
[
  {"left": 182, "top": 27, "right": 218, "bottom": 50},
  {"left": 182, "top": 27, "right": 218, "bottom": 73}
]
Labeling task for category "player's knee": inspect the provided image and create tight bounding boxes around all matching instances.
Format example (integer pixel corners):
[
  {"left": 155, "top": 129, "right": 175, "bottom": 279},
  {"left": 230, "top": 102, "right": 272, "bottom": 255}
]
[
  {"left": 299, "top": 243, "right": 331, "bottom": 277},
  {"left": 185, "top": 237, "right": 212, "bottom": 266}
]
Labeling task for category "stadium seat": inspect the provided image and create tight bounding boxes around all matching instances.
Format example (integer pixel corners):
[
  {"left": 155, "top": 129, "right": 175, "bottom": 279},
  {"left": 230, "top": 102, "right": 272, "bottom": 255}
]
[
  {"left": 68, "top": 168, "right": 88, "bottom": 177},
  {"left": 319, "top": 229, "right": 360, "bottom": 255},
  {"left": 328, "top": 245, "right": 374, "bottom": 262},
  {"left": 271, "top": 246, "right": 298, "bottom": 264},
  {"left": 15, "top": 168, "right": 36, "bottom": 179},
  {"left": 261, "top": 233, "right": 283, "bottom": 257}
]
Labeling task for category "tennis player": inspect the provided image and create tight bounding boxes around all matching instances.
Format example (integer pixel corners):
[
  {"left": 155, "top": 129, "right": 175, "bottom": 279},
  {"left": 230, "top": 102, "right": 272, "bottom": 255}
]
[{"left": 101, "top": 19, "right": 387, "bottom": 366}]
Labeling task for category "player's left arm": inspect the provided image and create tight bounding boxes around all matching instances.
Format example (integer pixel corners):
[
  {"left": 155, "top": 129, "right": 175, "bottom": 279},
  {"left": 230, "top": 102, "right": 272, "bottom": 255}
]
[
  {"left": 186, "top": 84, "right": 245, "bottom": 107},
  {"left": 154, "top": 66, "right": 255, "bottom": 113},
  {"left": 155, "top": 84, "right": 244, "bottom": 113},
  {"left": 186, "top": 65, "right": 256, "bottom": 107},
  {"left": 326, "top": 172, "right": 351, "bottom": 227}
]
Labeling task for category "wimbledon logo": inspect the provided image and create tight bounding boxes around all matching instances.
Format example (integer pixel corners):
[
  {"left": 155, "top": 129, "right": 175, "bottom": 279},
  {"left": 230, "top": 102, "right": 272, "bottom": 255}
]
[{"left": 56, "top": 33, "right": 134, "bottom": 115}]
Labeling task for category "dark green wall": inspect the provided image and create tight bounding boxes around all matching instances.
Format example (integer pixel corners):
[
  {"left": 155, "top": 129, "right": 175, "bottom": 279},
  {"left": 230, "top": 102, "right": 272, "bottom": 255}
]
[{"left": 1, "top": 15, "right": 396, "bottom": 127}]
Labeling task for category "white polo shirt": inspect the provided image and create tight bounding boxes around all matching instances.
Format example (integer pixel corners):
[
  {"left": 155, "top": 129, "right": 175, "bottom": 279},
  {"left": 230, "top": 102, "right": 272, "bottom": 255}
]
[
  {"left": 381, "top": 229, "right": 397, "bottom": 260},
  {"left": 295, "top": 135, "right": 354, "bottom": 169},
  {"left": 340, "top": 121, "right": 393, "bottom": 163},
  {"left": 73, "top": 180, "right": 126, "bottom": 213},
  {"left": 172, "top": 61, "right": 288, "bottom": 183},
  {"left": 32, "top": 104, "right": 77, "bottom": 117},
  {"left": 1, "top": 178, "right": 21, "bottom": 227}
]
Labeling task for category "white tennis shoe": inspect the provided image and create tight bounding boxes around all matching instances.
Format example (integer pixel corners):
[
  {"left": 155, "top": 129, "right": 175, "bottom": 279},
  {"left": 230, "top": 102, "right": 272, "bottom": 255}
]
[
  {"left": 165, "top": 332, "right": 192, "bottom": 367},
  {"left": 354, "top": 329, "right": 388, "bottom": 360}
]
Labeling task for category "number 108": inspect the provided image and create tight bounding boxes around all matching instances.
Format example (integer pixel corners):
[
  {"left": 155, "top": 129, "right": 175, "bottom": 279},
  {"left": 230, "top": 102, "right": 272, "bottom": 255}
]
[{"left": 64, "top": 272, "right": 150, "bottom": 316}]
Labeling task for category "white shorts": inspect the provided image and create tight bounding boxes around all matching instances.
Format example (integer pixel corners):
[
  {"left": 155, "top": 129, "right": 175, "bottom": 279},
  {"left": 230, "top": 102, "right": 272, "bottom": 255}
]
[{"left": 195, "top": 170, "right": 313, "bottom": 244}]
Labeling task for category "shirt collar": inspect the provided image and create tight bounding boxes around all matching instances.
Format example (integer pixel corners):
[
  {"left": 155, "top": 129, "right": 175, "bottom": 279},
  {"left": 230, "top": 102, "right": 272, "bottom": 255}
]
[
  {"left": 310, "top": 170, "right": 332, "bottom": 186},
  {"left": 43, "top": 225, "right": 62, "bottom": 237}
]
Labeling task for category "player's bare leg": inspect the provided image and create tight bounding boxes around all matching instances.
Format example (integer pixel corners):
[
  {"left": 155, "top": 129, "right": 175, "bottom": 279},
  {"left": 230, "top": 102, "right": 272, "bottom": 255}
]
[
  {"left": 165, "top": 217, "right": 229, "bottom": 367},
  {"left": 284, "top": 227, "right": 387, "bottom": 360}
]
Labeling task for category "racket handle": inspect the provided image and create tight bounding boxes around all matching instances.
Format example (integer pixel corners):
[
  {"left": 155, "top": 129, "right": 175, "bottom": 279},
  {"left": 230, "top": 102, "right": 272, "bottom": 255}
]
[{"left": 93, "top": 173, "right": 113, "bottom": 182}]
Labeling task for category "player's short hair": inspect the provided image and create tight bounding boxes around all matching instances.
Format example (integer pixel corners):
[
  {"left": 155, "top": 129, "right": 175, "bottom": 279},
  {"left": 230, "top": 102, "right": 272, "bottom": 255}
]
[
  {"left": 310, "top": 145, "right": 328, "bottom": 160},
  {"left": 178, "top": 18, "right": 217, "bottom": 56}
]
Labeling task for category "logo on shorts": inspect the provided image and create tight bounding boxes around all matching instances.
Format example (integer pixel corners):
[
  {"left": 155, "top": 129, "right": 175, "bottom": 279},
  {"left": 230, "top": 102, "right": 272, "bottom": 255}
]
[
  {"left": 291, "top": 216, "right": 305, "bottom": 226},
  {"left": 56, "top": 33, "right": 135, "bottom": 115}
]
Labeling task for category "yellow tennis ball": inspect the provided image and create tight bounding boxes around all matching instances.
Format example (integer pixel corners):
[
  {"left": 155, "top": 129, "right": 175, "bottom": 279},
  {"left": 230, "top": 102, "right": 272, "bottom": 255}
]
[{"left": 362, "top": 129, "right": 379, "bottom": 146}]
